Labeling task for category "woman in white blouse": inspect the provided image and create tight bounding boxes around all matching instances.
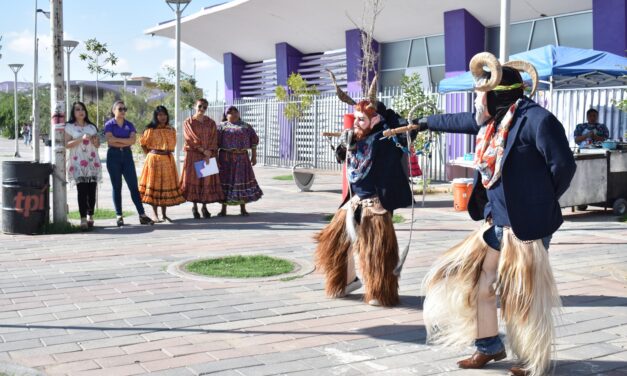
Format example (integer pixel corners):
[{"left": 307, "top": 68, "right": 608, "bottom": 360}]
[{"left": 65, "top": 101, "right": 102, "bottom": 229}]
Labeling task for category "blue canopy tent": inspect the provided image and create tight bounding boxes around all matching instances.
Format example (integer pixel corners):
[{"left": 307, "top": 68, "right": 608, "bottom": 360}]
[{"left": 438, "top": 45, "right": 627, "bottom": 93}]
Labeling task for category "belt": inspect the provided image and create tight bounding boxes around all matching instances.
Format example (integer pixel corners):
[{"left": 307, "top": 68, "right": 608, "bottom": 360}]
[
  {"left": 220, "top": 149, "right": 249, "bottom": 154},
  {"left": 150, "top": 149, "right": 171, "bottom": 155},
  {"left": 108, "top": 146, "right": 131, "bottom": 151}
]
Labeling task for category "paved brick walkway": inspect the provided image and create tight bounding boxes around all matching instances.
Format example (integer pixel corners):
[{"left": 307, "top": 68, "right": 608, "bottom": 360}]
[{"left": 0, "top": 138, "right": 625, "bottom": 375}]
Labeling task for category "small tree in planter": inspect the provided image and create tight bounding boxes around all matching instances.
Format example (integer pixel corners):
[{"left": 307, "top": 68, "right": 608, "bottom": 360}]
[{"left": 275, "top": 73, "right": 319, "bottom": 120}]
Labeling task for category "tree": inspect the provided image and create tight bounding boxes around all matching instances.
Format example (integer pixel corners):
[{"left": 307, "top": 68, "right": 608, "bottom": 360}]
[
  {"left": 79, "top": 38, "right": 118, "bottom": 127},
  {"left": 391, "top": 73, "right": 439, "bottom": 153},
  {"left": 0, "top": 92, "right": 31, "bottom": 138},
  {"left": 275, "top": 73, "right": 319, "bottom": 120},
  {"left": 154, "top": 65, "right": 203, "bottom": 113}
]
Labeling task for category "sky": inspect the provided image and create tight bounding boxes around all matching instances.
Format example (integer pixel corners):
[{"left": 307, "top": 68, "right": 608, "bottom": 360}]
[{"left": 0, "top": 0, "right": 227, "bottom": 100}]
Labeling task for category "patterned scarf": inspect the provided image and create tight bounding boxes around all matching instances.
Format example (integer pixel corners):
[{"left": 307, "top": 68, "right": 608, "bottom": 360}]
[
  {"left": 474, "top": 99, "right": 522, "bottom": 188},
  {"left": 347, "top": 132, "right": 376, "bottom": 183}
]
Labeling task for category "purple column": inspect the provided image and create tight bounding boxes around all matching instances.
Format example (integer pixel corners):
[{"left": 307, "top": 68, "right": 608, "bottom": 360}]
[
  {"left": 345, "top": 29, "right": 379, "bottom": 95},
  {"left": 223, "top": 52, "right": 246, "bottom": 104},
  {"left": 444, "top": 9, "right": 485, "bottom": 78},
  {"left": 593, "top": 0, "right": 627, "bottom": 56},
  {"left": 276, "top": 43, "right": 304, "bottom": 159}
]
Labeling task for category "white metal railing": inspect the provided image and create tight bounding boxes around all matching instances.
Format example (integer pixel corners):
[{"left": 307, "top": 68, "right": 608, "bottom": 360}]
[{"left": 202, "top": 86, "right": 627, "bottom": 182}]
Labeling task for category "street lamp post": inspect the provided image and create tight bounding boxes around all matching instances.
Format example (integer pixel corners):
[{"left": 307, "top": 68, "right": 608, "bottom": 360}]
[
  {"left": 165, "top": 0, "right": 191, "bottom": 171},
  {"left": 9, "top": 64, "right": 24, "bottom": 158},
  {"left": 62, "top": 40, "right": 79, "bottom": 122},
  {"left": 120, "top": 71, "right": 132, "bottom": 93},
  {"left": 33, "top": 1, "right": 50, "bottom": 162}
]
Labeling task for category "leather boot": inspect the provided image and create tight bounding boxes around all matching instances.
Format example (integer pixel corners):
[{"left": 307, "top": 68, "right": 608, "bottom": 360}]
[
  {"left": 457, "top": 350, "right": 507, "bottom": 369},
  {"left": 509, "top": 366, "right": 530, "bottom": 376}
]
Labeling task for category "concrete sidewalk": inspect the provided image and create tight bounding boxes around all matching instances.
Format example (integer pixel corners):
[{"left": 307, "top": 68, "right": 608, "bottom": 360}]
[{"left": 0, "top": 138, "right": 625, "bottom": 376}]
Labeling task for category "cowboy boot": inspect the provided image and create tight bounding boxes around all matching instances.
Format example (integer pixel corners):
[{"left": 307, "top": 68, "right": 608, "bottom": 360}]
[{"left": 457, "top": 350, "right": 507, "bottom": 369}]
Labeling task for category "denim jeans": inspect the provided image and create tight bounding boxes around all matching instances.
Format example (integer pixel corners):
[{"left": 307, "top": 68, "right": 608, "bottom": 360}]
[
  {"left": 475, "top": 335, "right": 505, "bottom": 355},
  {"left": 106, "top": 147, "right": 145, "bottom": 216},
  {"left": 483, "top": 225, "right": 552, "bottom": 251}
]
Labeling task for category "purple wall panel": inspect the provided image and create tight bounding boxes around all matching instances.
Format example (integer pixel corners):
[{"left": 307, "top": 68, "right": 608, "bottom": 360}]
[
  {"left": 445, "top": 92, "right": 471, "bottom": 160},
  {"left": 444, "top": 9, "right": 485, "bottom": 73},
  {"left": 276, "top": 43, "right": 304, "bottom": 159},
  {"left": 593, "top": 0, "right": 627, "bottom": 56},
  {"left": 345, "top": 29, "right": 379, "bottom": 94},
  {"left": 223, "top": 52, "right": 246, "bottom": 104}
]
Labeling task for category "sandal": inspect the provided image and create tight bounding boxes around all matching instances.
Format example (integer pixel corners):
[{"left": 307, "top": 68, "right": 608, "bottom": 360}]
[
  {"left": 217, "top": 211, "right": 227, "bottom": 217},
  {"left": 240, "top": 211, "right": 250, "bottom": 217},
  {"left": 163, "top": 216, "right": 173, "bottom": 223},
  {"left": 201, "top": 207, "right": 211, "bottom": 218},
  {"left": 192, "top": 207, "right": 201, "bottom": 219}
]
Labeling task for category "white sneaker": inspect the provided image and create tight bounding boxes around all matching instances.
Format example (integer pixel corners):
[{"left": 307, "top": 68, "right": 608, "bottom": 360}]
[
  {"left": 80, "top": 217, "right": 88, "bottom": 230},
  {"left": 339, "top": 278, "right": 362, "bottom": 297},
  {"left": 368, "top": 299, "right": 381, "bottom": 306}
]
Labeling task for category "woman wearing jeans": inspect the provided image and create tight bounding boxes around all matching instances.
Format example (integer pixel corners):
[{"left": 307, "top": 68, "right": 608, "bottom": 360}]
[{"left": 104, "top": 100, "right": 154, "bottom": 227}]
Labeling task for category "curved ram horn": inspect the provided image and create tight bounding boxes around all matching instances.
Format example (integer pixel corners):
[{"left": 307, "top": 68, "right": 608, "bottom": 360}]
[
  {"left": 326, "top": 69, "right": 356, "bottom": 106},
  {"left": 504, "top": 60, "right": 539, "bottom": 98},
  {"left": 469, "top": 52, "right": 502, "bottom": 92}
]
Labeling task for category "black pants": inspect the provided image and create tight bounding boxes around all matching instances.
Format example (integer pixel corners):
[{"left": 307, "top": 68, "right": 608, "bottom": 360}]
[{"left": 77, "top": 182, "right": 97, "bottom": 218}]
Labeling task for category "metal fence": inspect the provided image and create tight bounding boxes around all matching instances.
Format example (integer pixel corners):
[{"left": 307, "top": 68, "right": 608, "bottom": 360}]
[{"left": 204, "top": 85, "right": 627, "bottom": 182}]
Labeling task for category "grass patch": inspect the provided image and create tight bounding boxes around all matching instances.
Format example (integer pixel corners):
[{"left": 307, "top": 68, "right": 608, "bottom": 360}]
[
  {"left": 41, "top": 221, "right": 86, "bottom": 234},
  {"left": 272, "top": 174, "right": 293, "bottom": 181},
  {"left": 68, "top": 208, "right": 133, "bottom": 220},
  {"left": 185, "top": 255, "right": 294, "bottom": 278},
  {"left": 392, "top": 214, "right": 405, "bottom": 223}
]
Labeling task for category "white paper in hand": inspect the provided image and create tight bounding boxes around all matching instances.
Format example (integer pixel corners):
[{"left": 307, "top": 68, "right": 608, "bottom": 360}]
[{"left": 194, "top": 158, "right": 219, "bottom": 178}]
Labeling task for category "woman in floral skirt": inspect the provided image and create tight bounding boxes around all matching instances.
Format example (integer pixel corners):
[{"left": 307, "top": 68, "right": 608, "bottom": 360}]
[
  {"left": 217, "top": 106, "right": 263, "bottom": 216},
  {"left": 65, "top": 101, "right": 102, "bottom": 229}
]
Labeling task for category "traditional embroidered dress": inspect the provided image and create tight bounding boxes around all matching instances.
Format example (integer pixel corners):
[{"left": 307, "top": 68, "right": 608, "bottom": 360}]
[
  {"left": 138, "top": 125, "right": 185, "bottom": 207},
  {"left": 217, "top": 120, "right": 263, "bottom": 205},
  {"left": 180, "top": 116, "right": 224, "bottom": 203},
  {"left": 65, "top": 122, "right": 102, "bottom": 184}
]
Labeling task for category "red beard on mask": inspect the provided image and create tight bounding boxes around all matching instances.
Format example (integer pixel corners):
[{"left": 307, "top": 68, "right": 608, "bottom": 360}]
[{"left": 353, "top": 101, "right": 379, "bottom": 141}]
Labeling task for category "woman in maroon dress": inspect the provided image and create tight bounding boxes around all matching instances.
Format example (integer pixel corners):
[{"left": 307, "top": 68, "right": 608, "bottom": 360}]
[
  {"left": 217, "top": 106, "right": 263, "bottom": 216},
  {"left": 180, "top": 99, "right": 224, "bottom": 218}
]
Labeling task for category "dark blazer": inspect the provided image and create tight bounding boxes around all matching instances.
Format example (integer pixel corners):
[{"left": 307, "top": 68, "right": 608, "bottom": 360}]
[
  {"left": 341, "top": 121, "right": 414, "bottom": 212},
  {"left": 427, "top": 97, "right": 576, "bottom": 241}
]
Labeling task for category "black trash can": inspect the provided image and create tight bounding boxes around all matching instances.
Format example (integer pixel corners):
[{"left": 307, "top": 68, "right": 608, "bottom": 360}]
[{"left": 2, "top": 161, "right": 53, "bottom": 234}]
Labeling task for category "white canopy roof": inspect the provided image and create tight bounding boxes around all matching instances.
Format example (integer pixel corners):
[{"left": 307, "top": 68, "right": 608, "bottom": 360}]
[{"left": 145, "top": 0, "right": 592, "bottom": 63}]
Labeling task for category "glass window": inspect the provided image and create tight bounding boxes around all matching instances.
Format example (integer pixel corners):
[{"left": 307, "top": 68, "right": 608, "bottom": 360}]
[
  {"left": 408, "top": 38, "right": 427, "bottom": 67},
  {"left": 486, "top": 27, "right": 500, "bottom": 55},
  {"left": 380, "top": 69, "right": 405, "bottom": 88},
  {"left": 556, "top": 13, "right": 592, "bottom": 49},
  {"left": 426, "top": 35, "right": 445, "bottom": 65},
  {"left": 381, "top": 41, "right": 410, "bottom": 70},
  {"left": 510, "top": 22, "right": 533, "bottom": 54},
  {"left": 486, "top": 22, "right": 532, "bottom": 56},
  {"left": 530, "top": 19, "right": 557, "bottom": 50},
  {"left": 429, "top": 66, "right": 446, "bottom": 89}
]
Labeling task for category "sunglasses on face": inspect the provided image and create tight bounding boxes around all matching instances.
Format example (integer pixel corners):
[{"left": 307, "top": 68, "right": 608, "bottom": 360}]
[
  {"left": 117, "top": 107, "right": 128, "bottom": 112},
  {"left": 197, "top": 105, "right": 208, "bottom": 110}
]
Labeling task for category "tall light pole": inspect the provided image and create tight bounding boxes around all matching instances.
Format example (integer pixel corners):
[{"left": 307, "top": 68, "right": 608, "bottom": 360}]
[
  {"left": 120, "top": 71, "right": 132, "bottom": 93},
  {"left": 51, "top": 0, "right": 66, "bottom": 223},
  {"left": 499, "top": 0, "right": 511, "bottom": 63},
  {"left": 33, "top": 1, "right": 50, "bottom": 162},
  {"left": 166, "top": 0, "right": 191, "bottom": 171},
  {"left": 9, "top": 64, "right": 24, "bottom": 158},
  {"left": 62, "top": 40, "right": 79, "bottom": 119}
]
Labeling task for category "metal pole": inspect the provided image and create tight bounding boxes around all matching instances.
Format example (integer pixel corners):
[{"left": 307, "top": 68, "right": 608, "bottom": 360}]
[
  {"left": 174, "top": 5, "right": 182, "bottom": 171},
  {"left": 499, "top": 0, "right": 511, "bottom": 63},
  {"left": 33, "top": 0, "right": 39, "bottom": 161},
  {"left": 12, "top": 69, "right": 21, "bottom": 158},
  {"left": 65, "top": 48, "right": 70, "bottom": 118},
  {"left": 51, "top": 0, "right": 67, "bottom": 223}
]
